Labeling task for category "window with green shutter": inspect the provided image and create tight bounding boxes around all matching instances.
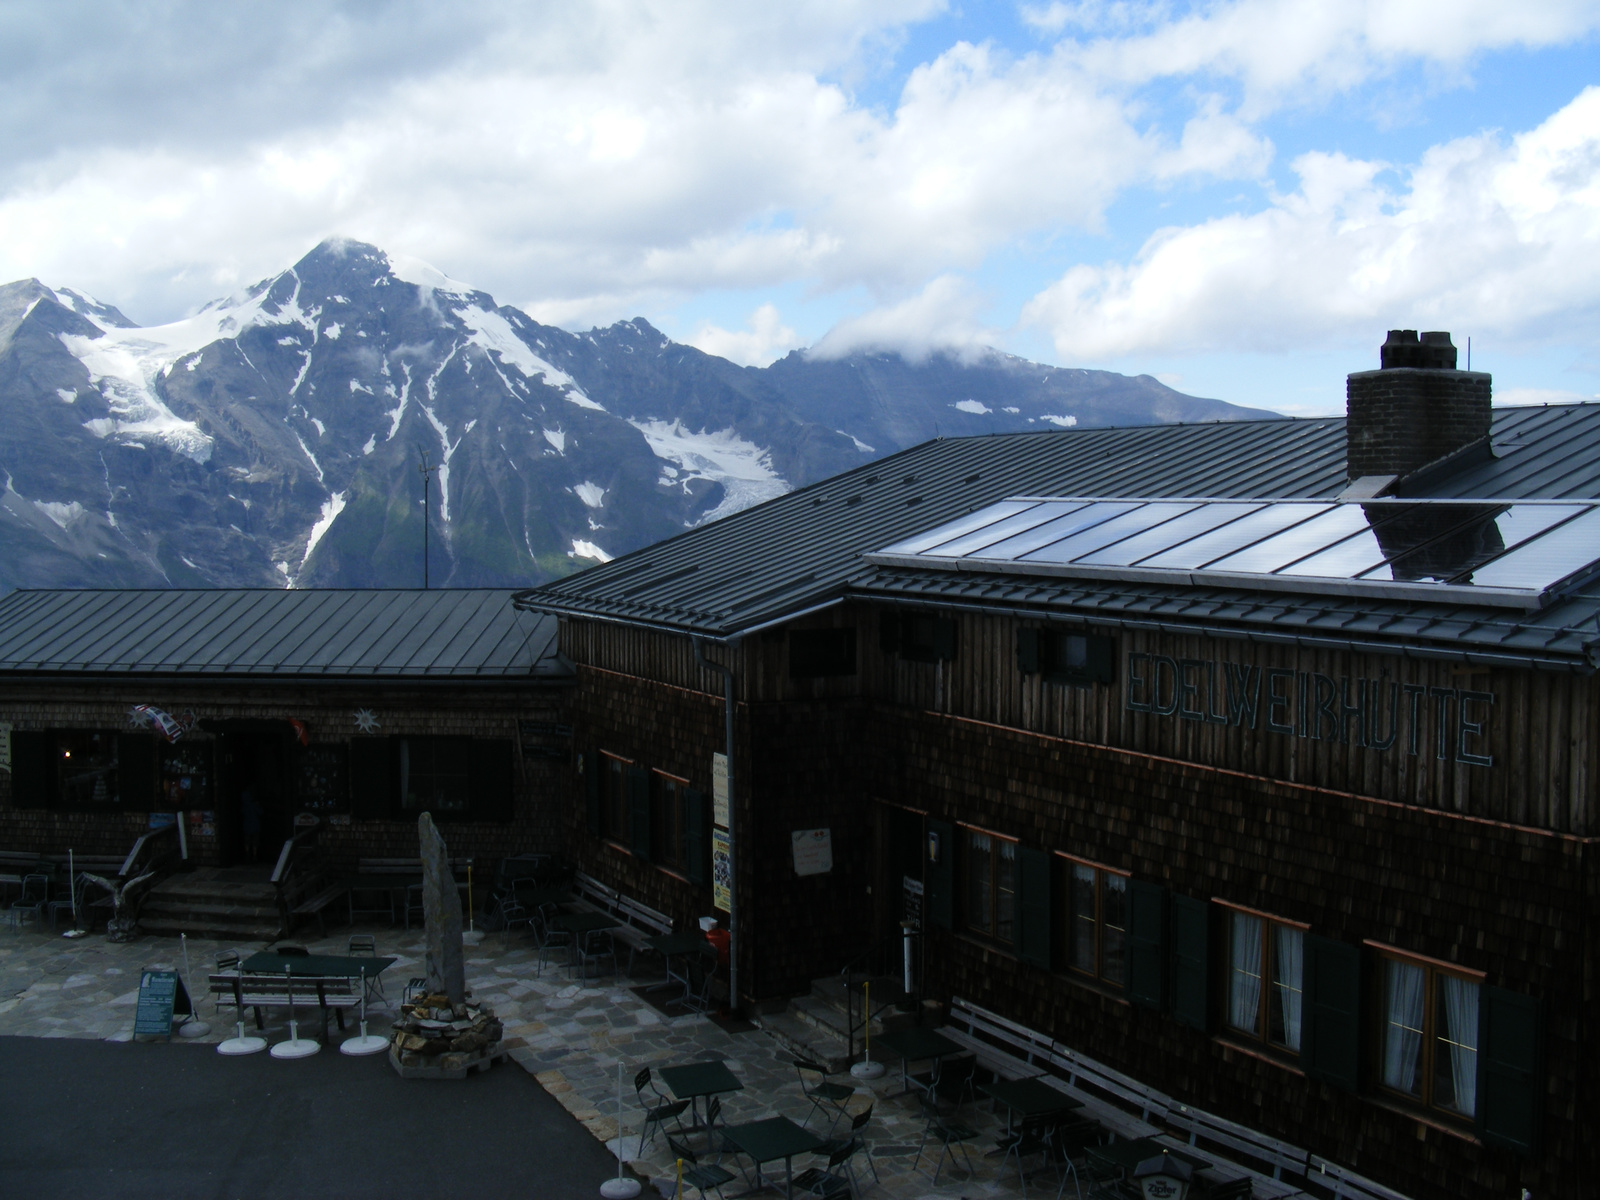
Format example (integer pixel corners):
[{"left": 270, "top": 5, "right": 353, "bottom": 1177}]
[
  {"left": 685, "top": 788, "right": 707, "bottom": 885},
  {"left": 1219, "top": 904, "right": 1306, "bottom": 1059},
  {"left": 10, "top": 730, "right": 54, "bottom": 808},
  {"left": 1126, "top": 880, "right": 1166, "bottom": 1009},
  {"left": 1170, "top": 894, "right": 1210, "bottom": 1031},
  {"left": 1016, "top": 846, "right": 1052, "bottom": 968},
  {"left": 925, "top": 818, "right": 954, "bottom": 930},
  {"left": 583, "top": 750, "right": 601, "bottom": 836},
  {"left": 1302, "top": 934, "right": 1360, "bottom": 1092},
  {"left": 628, "top": 766, "right": 652, "bottom": 860},
  {"left": 1062, "top": 854, "right": 1128, "bottom": 988},
  {"left": 1477, "top": 985, "right": 1542, "bottom": 1156}
]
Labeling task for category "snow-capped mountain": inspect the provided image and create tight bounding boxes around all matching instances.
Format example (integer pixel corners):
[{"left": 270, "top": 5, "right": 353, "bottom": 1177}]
[{"left": 0, "top": 239, "right": 1273, "bottom": 592}]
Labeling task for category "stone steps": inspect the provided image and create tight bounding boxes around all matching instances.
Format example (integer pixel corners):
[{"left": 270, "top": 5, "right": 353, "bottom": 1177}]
[
  {"left": 139, "top": 878, "right": 282, "bottom": 941},
  {"left": 756, "top": 972, "right": 919, "bottom": 1077}
]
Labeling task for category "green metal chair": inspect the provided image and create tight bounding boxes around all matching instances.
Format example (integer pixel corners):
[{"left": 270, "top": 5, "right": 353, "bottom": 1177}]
[
  {"left": 913, "top": 1093, "right": 977, "bottom": 1183},
  {"left": 793, "top": 1057, "right": 855, "bottom": 1135},
  {"left": 666, "top": 1134, "right": 737, "bottom": 1199},
  {"left": 634, "top": 1067, "right": 690, "bottom": 1151}
]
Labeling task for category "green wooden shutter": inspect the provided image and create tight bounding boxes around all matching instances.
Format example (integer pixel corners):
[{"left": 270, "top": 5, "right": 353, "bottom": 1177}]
[
  {"left": 583, "top": 750, "right": 601, "bottom": 836},
  {"left": 469, "top": 739, "right": 514, "bottom": 823},
  {"left": 628, "top": 766, "right": 652, "bottom": 860},
  {"left": 1170, "top": 893, "right": 1210, "bottom": 1030},
  {"left": 926, "top": 818, "right": 954, "bottom": 930},
  {"left": 10, "top": 731, "right": 53, "bottom": 808},
  {"left": 1017, "top": 629, "right": 1039, "bottom": 674},
  {"left": 1477, "top": 986, "right": 1542, "bottom": 1155},
  {"left": 933, "top": 618, "right": 957, "bottom": 662},
  {"left": 1126, "top": 881, "right": 1166, "bottom": 1009},
  {"left": 349, "top": 738, "right": 394, "bottom": 819},
  {"left": 1016, "top": 846, "right": 1052, "bottom": 968},
  {"left": 1302, "top": 935, "right": 1361, "bottom": 1092},
  {"left": 1087, "top": 634, "right": 1116, "bottom": 684},
  {"left": 685, "top": 788, "right": 707, "bottom": 884},
  {"left": 117, "top": 733, "right": 158, "bottom": 809}
]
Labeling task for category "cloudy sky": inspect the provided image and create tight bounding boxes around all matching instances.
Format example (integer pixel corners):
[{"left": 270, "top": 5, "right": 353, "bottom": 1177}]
[{"left": 3, "top": 1, "right": 1598, "bottom": 414}]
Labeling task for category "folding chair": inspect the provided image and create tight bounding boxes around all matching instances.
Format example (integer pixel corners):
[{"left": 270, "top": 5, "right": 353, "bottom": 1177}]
[
  {"left": 820, "top": 1103, "right": 879, "bottom": 1190},
  {"left": 634, "top": 1067, "right": 690, "bottom": 1151},
  {"left": 913, "top": 1093, "right": 977, "bottom": 1183},
  {"left": 666, "top": 1134, "right": 737, "bottom": 1199},
  {"left": 794, "top": 1058, "right": 855, "bottom": 1136},
  {"left": 347, "top": 934, "right": 385, "bottom": 1003},
  {"left": 11, "top": 875, "right": 48, "bottom": 930},
  {"left": 790, "top": 1139, "right": 856, "bottom": 1198}
]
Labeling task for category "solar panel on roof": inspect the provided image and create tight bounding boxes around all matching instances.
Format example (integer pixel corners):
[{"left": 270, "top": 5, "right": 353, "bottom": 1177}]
[{"left": 866, "top": 497, "right": 1600, "bottom": 609}]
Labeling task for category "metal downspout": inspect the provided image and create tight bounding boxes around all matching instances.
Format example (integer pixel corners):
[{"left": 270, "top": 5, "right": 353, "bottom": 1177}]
[{"left": 694, "top": 636, "right": 740, "bottom": 1014}]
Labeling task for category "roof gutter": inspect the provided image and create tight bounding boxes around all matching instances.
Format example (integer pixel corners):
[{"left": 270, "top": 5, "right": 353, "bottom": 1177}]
[
  {"left": 856, "top": 592, "right": 1599, "bottom": 676},
  {"left": 513, "top": 595, "right": 847, "bottom": 646}
]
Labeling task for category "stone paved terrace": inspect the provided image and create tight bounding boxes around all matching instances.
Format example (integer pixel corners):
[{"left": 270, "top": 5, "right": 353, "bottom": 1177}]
[{"left": 0, "top": 919, "right": 1081, "bottom": 1199}]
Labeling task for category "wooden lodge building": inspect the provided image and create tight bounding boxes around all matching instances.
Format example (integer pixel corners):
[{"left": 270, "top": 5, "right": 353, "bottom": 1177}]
[
  {"left": 0, "top": 589, "right": 573, "bottom": 916},
  {"left": 513, "top": 332, "right": 1600, "bottom": 1200}
]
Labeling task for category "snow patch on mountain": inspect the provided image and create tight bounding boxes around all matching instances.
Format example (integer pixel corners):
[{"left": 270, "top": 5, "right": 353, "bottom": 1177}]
[
  {"left": 298, "top": 491, "right": 347, "bottom": 579},
  {"left": 954, "top": 399, "right": 991, "bottom": 415},
  {"left": 542, "top": 429, "right": 566, "bottom": 454},
  {"left": 574, "top": 482, "right": 605, "bottom": 508},
  {"left": 454, "top": 304, "right": 604, "bottom": 411},
  {"left": 386, "top": 252, "right": 475, "bottom": 298},
  {"left": 58, "top": 331, "right": 214, "bottom": 462},
  {"left": 569, "top": 539, "right": 613, "bottom": 562},
  {"left": 628, "top": 419, "right": 788, "bottom": 524}
]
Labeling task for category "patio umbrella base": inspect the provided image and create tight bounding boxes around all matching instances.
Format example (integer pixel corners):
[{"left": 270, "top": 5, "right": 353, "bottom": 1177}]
[
  {"left": 178, "top": 1020, "right": 211, "bottom": 1038},
  {"left": 271, "top": 1037, "right": 321, "bottom": 1059},
  {"left": 218, "top": 1019, "right": 268, "bottom": 1055},
  {"left": 341, "top": 1033, "right": 390, "bottom": 1056},
  {"left": 850, "top": 1060, "right": 887, "bottom": 1079},
  {"left": 599, "top": 1179, "right": 642, "bottom": 1198}
]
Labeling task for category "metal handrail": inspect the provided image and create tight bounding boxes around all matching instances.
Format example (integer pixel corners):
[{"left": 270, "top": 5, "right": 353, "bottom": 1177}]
[
  {"left": 840, "top": 925, "right": 923, "bottom": 1063},
  {"left": 118, "top": 823, "right": 178, "bottom": 879}
]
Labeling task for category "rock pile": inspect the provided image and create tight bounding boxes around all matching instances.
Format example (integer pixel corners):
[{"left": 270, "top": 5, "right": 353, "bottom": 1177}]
[{"left": 388, "top": 992, "right": 505, "bottom": 1079}]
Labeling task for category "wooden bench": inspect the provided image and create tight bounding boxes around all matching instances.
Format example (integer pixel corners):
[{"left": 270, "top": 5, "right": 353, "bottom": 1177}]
[
  {"left": 209, "top": 972, "right": 360, "bottom": 1042},
  {"left": 1168, "top": 1100, "right": 1311, "bottom": 1184},
  {"left": 1047, "top": 1036, "right": 1174, "bottom": 1131},
  {"left": 570, "top": 870, "right": 673, "bottom": 974},
  {"left": 944, "top": 995, "right": 1052, "bottom": 1081},
  {"left": 1304, "top": 1156, "right": 1413, "bottom": 1200}
]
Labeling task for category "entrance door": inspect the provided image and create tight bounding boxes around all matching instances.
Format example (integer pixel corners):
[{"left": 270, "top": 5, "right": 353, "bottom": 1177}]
[{"left": 216, "top": 731, "right": 293, "bottom": 866}]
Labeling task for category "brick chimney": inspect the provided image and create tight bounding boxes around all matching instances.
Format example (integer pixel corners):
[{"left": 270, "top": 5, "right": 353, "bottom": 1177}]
[{"left": 1345, "top": 330, "right": 1491, "bottom": 481}]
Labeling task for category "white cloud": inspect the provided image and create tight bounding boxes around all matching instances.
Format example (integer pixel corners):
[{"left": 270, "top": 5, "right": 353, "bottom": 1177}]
[
  {"left": 688, "top": 303, "right": 804, "bottom": 367},
  {"left": 809, "top": 275, "right": 999, "bottom": 362},
  {"left": 1024, "top": 87, "right": 1600, "bottom": 359}
]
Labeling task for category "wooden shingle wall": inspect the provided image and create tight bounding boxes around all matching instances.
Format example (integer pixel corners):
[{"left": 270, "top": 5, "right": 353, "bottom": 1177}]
[{"left": 877, "top": 704, "right": 1593, "bottom": 1200}]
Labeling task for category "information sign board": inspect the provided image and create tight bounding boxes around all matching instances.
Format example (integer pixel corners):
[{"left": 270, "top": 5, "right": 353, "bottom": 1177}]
[
  {"left": 712, "top": 753, "right": 730, "bottom": 828},
  {"left": 133, "top": 970, "right": 193, "bottom": 1038},
  {"left": 711, "top": 827, "right": 732, "bottom": 913},
  {"left": 791, "top": 828, "right": 834, "bottom": 877}
]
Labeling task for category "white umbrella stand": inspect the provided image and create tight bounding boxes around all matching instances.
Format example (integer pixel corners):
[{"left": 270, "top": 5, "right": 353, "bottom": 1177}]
[
  {"left": 269, "top": 964, "right": 320, "bottom": 1059},
  {"left": 340, "top": 969, "right": 389, "bottom": 1056},
  {"left": 599, "top": 1059, "right": 642, "bottom": 1199}
]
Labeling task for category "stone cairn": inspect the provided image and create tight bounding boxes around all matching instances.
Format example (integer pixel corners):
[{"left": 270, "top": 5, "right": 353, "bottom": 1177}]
[{"left": 389, "top": 813, "right": 506, "bottom": 1079}]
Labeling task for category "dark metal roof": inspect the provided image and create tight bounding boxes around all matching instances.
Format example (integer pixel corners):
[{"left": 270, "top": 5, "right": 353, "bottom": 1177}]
[
  {"left": 0, "top": 589, "right": 569, "bottom": 679},
  {"left": 514, "top": 404, "right": 1600, "bottom": 668}
]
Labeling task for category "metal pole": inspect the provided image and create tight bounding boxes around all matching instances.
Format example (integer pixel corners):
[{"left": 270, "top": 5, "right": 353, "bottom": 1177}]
[{"left": 693, "top": 637, "right": 739, "bottom": 1013}]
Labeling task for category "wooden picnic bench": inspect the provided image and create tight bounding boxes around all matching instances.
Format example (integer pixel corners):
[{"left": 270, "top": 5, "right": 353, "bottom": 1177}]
[
  {"left": 209, "top": 972, "right": 361, "bottom": 1042},
  {"left": 570, "top": 870, "right": 673, "bottom": 974}
]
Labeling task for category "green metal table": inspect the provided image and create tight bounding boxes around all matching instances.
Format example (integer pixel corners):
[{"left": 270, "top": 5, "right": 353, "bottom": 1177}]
[
  {"left": 980, "top": 1076, "right": 1085, "bottom": 1133},
  {"left": 646, "top": 931, "right": 711, "bottom": 998},
  {"left": 876, "top": 1026, "right": 965, "bottom": 1098},
  {"left": 722, "top": 1115, "right": 824, "bottom": 1198},
  {"left": 657, "top": 1059, "right": 743, "bottom": 1139},
  {"left": 240, "top": 952, "right": 396, "bottom": 980}
]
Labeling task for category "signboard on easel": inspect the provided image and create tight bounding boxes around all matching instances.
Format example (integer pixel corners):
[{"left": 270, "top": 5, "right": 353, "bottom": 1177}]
[{"left": 133, "top": 969, "right": 193, "bottom": 1038}]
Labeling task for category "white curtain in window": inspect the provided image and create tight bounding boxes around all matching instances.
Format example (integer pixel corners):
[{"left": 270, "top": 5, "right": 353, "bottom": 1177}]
[
  {"left": 1383, "top": 959, "right": 1426, "bottom": 1094},
  {"left": 1228, "top": 912, "right": 1262, "bottom": 1034},
  {"left": 1274, "top": 925, "right": 1304, "bottom": 1051},
  {"left": 1439, "top": 975, "right": 1480, "bottom": 1116}
]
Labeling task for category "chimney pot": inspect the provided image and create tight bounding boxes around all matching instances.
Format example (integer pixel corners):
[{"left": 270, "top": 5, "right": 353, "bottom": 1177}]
[{"left": 1347, "top": 329, "right": 1487, "bottom": 481}]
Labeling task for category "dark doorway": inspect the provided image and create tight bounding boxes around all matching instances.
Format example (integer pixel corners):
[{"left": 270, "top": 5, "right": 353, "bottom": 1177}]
[{"left": 215, "top": 731, "right": 294, "bottom": 866}]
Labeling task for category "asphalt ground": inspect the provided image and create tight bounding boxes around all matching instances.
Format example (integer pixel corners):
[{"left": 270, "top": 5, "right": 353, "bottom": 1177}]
[{"left": 0, "top": 1034, "right": 626, "bottom": 1200}]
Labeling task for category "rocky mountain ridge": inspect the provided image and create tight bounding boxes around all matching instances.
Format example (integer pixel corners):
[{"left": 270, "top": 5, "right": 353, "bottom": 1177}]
[{"left": 0, "top": 239, "right": 1275, "bottom": 592}]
